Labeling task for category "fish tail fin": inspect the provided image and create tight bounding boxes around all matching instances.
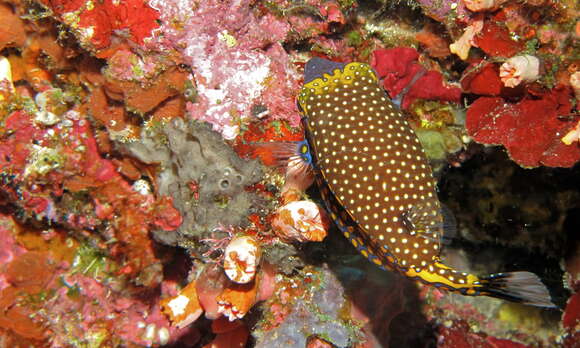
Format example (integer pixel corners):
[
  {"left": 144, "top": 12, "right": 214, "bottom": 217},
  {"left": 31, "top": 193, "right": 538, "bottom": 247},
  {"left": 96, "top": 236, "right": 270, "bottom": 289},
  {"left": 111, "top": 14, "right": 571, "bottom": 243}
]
[
  {"left": 250, "top": 140, "right": 314, "bottom": 192},
  {"left": 478, "top": 271, "right": 556, "bottom": 308},
  {"left": 410, "top": 263, "right": 556, "bottom": 308}
]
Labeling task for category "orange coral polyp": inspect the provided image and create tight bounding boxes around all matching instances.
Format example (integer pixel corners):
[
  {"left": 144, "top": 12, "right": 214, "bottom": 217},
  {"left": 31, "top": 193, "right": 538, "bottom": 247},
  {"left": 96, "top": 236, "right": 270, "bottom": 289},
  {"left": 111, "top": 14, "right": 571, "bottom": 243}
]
[
  {"left": 161, "top": 281, "right": 204, "bottom": 329},
  {"left": 217, "top": 281, "right": 260, "bottom": 321}
]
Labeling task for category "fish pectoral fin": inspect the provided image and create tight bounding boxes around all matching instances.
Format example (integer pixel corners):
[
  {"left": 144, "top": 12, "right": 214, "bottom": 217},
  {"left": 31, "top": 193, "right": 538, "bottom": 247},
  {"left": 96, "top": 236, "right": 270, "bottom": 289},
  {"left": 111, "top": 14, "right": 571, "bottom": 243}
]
[
  {"left": 250, "top": 140, "right": 315, "bottom": 191},
  {"left": 401, "top": 204, "right": 443, "bottom": 244},
  {"left": 249, "top": 141, "right": 308, "bottom": 167}
]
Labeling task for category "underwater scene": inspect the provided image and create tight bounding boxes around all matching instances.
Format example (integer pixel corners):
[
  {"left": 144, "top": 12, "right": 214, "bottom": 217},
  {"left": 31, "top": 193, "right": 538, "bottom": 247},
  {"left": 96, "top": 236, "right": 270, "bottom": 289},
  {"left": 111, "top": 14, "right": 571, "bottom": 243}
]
[{"left": 0, "top": 0, "right": 579, "bottom": 347}]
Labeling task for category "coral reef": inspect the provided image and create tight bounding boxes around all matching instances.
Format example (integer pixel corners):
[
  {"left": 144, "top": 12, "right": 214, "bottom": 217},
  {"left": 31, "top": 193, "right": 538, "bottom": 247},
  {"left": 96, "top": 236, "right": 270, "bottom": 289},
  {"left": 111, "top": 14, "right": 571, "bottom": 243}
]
[{"left": 0, "top": 0, "right": 578, "bottom": 346}]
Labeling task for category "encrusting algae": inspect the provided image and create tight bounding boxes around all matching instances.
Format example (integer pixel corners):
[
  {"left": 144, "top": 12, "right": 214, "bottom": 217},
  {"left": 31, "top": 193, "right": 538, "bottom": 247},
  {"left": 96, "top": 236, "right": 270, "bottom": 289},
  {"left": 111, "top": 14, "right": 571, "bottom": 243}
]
[{"left": 277, "top": 58, "right": 556, "bottom": 308}]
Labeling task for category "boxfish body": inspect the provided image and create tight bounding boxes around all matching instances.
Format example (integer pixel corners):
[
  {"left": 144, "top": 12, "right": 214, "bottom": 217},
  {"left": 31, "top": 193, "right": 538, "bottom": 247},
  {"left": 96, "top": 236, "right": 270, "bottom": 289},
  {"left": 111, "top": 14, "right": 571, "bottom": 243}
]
[{"left": 292, "top": 58, "right": 554, "bottom": 308}]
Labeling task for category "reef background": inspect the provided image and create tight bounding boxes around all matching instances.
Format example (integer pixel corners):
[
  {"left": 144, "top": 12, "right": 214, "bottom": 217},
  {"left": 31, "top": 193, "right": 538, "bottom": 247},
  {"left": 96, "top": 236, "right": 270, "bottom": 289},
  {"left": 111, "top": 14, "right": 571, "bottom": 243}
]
[{"left": 0, "top": 0, "right": 579, "bottom": 347}]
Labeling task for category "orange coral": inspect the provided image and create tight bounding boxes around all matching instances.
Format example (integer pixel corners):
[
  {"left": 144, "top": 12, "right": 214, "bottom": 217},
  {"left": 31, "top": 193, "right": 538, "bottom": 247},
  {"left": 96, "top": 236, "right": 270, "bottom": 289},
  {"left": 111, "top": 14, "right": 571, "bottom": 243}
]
[
  {"left": 0, "top": 2, "right": 26, "bottom": 51},
  {"left": 21, "top": 39, "right": 53, "bottom": 91},
  {"left": 161, "top": 280, "right": 204, "bottom": 329},
  {"left": 0, "top": 249, "right": 59, "bottom": 341},
  {"left": 13, "top": 226, "right": 78, "bottom": 265},
  {"left": 150, "top": 96, "right": 186, "bottom": 122},
  {"left": 216, "top": 280, "right": 260, "bottom": 321},
  {"left": 103, "top": 67, "right": 188, "bottom": 115},
  {"left": 416, "top": 27, "right": 451, "bottom": 58},
  {"left": 0, "top": 287, "right": 46, "bottom": 341},
  {"left": 5, "top": 251, "right": 54, "bottom": 288},
  {"left": 87, "top": 87, "right": 131, "bottom": 133}
]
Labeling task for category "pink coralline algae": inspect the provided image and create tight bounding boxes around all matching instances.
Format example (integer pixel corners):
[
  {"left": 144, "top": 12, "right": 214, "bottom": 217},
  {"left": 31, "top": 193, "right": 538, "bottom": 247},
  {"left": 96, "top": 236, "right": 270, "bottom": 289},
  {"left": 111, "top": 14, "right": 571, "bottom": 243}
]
[
  {"left": 371, "top": 48, "right": 462, "bottom": 109},
  {"left": 466, "top": 85, "right": 580, "bottom": 168},
  {"left": 146, "top": 0, "right": 302, "bottom": 139},
  {"left": 0, "top": 216, "right": 26, "bottom": 290},
  {"left": 44, "top": 274, "right": 187, "bottom": 346},
  {"left": 417, "top": 0, "right": 469, "bottom": 22}
]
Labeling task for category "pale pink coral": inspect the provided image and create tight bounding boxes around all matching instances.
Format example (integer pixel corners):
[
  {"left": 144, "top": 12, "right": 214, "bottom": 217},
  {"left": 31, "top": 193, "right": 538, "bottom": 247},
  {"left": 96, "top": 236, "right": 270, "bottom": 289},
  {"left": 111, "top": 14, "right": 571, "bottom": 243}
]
[
  {"left": 499, "top": 55, "right": 540, "bottom": 88},
  {"left": 570, "top": 71, "right": 580, "bottom": 100},
  {"left": 463, "top": 0, "right": 507, "bottom": 12},
  {"left": 450, "top": 18, "right": 484, "bottom": 60},
  {"left": 562, "top": 121, "right": 580, "bottom": 146},
  {"left": 146, "top": 0, "right": 300, "bottom": 140},
  {"left": 0, "top": 56, "right": 14, "bottom": 97}
]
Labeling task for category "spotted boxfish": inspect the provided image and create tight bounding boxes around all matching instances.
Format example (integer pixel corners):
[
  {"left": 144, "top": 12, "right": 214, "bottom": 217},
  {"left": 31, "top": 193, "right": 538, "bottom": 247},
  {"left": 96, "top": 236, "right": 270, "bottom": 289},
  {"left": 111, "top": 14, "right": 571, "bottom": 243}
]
[{"left": 272, "top": 57, "right": 554, "bottom": 307}]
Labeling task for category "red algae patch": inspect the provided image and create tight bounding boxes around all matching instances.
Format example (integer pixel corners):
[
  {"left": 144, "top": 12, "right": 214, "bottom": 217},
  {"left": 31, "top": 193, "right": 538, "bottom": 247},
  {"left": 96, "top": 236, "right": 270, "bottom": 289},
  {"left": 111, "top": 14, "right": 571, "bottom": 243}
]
[{"left": 466, "top": 86, "right": 580, "bottom": 167}]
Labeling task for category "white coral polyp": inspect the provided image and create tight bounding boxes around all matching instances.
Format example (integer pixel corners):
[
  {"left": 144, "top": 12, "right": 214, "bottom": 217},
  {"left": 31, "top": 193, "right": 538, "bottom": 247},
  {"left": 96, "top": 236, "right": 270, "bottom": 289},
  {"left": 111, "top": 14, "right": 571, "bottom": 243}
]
[
  {"left": 271, "top": 200, "right": 327, "bottom": 243},
  {"left": 499, "top": 55, "right": 540, "bottom": 88},
  {"left": 449, "top": 19, "right": 484, "bottom": 60},
  {"left": 217, "top": 301, "right": 243, "bottom": 321},
  {"left": 223, "top": 235, "right": 261, "bottom": 284}
]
